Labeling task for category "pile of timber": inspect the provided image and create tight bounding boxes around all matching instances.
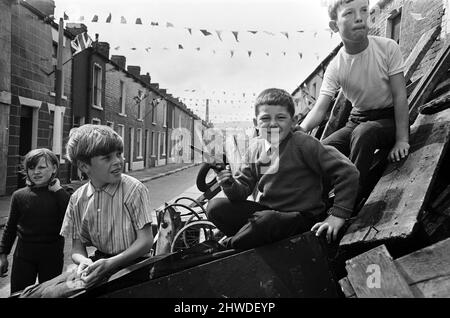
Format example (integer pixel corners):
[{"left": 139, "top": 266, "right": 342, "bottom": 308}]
[{"left": 339, "top": 238, "right": 450, "bottom": 298}]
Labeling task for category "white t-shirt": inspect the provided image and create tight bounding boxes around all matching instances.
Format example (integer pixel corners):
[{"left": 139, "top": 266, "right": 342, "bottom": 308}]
[{"left": 320, "top": 36, "right": 405, "bottom": 111}]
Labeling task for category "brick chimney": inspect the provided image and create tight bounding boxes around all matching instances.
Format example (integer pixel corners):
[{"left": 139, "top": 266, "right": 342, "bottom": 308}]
[
  {"left": 66, "top": 23, "right": 88, "bottom": 36},
  {"left": 127, "top": 65, "right": 141, "bottom": 77},
  {"left": 111, "top": 55, "right": 126, "bottom": 69},
  {"left": 140, "top": 72, "right": 151, "bottom": 84},
  {"left": 96, "top": 42, "right": 110, "bottom": 59},
  {"left": 26, "top": 0, "right": 55, "bottom": 16}
]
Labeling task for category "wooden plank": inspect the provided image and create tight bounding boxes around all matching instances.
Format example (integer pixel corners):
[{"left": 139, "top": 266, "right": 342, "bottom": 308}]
[
  {"left": 339, "top": 277, "right": 356, "bottom": 298},
  {"left": 419, "top": 92, "right": 450, "bottom": 115},
  {"left": 404, "top": 26, "right": 441, "bottom": 82},
  {"left": 346, "top": 245, "right": 414, "bottom": 298},
  {"left": 340, "top": 108, "right": 450, "bottom": 248},
  {"left": 409, "top": 40, "right": 450, "bottom": 124},
  {"left": 101, "top": 232, "right": 339, "bottom": 298},
  {"left": 395, "top": 238, "right": 450, "bottom": 298}
]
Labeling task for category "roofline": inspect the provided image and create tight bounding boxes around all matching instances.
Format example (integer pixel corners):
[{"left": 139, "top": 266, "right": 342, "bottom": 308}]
[{"left": 292, "top": 42, "right": 343, "bottom": 96}]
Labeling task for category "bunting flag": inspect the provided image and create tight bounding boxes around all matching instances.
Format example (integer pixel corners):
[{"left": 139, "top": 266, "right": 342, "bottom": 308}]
[
  {"left": 195, "top": 47, "right": 200, "bottom": 51},
  {"left": 71, "top": 32, "right": 93, "bottom": 55},
  {"left": 151, "top": 22, "right": 159, "bottom": 26},
  {"left": 145, "top": 47, "right": 151, "bottom": 52},
  {"left": 79, "top": 16, "right": 85, "bottom": 21},
  {"left": 282, "top": 52, "right": 286, "bottom": 56},
  {"left": 106, "top": 13, "right": 112, "bottom": 23},
  {"left": 63, "top": 12, "right": 69, "bottom": 20},
  {"left": 216, "top": 30, "right": 223, "bottom": 42},
  {"left": 120, "top": 16, "right": 127, "bottom": 24},
  {"left": 166, "top": 22, "right": 174, "bottom": 27},
  {"left": 230, "top": 50, "right": 234, "bottom": 58},
  {"left": 247, "top": 51, "right": 252, "bottom": 58},
  {"left": 136, "top": 18, "right": 142, "bottom": 24},
  {"left": 298, "top": 52, "right": 303, "bottom": 59},
  {"left": 178, "top": 44, "right": 184, "bottom": 49},
  {"left": 281, "top": 32, "right": 289, "bottom": 39},
  {"left": 186, "top": 28, "right": 192, "bottom": 34},
  {"left": 200, "top": 29, "right": 212, "bottom": 36},
  {"left": 263, "top": 31, "right": 274, "bottom": 36},
  {"left": 92, "top": 15, "right": 98, "bottom": 22},
  {"left": 232, "top": 31, "right": 239, "bottom": 42},
  {"left": 248, "top": 30, "right": 258, "bottom": 34},
  {"left": 114, "top": 46, "right": 120, "bottom": 50}
]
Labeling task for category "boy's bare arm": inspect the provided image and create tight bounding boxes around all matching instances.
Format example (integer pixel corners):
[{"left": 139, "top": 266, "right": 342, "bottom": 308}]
[
  {"left": 299, "top": 94, "right": 333, "bottom": 132},
  {"left": 389, "top": 73, "right": 410, "bottom": 162}
]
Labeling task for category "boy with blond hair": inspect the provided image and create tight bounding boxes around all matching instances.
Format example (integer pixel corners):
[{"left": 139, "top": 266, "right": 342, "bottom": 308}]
[
  {"left": 299, "top": 0, "right": 410, "bottom": 203},
  {"left": 207, "top": 88, "right": 359, "bottom": 249},
  {"left": 61, "top": 124, "right": 153, "bottom": 288}
]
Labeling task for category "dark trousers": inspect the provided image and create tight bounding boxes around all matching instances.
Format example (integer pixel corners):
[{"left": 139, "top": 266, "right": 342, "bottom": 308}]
[
  {"left": 11, "top": 238, "right": 64, "bottom": 294},
  {"left": 207, "top": 198, "right": 324, "bottom": 250},
  {"left": 322, "top": 108, "right": 396, "bottom": 201}
]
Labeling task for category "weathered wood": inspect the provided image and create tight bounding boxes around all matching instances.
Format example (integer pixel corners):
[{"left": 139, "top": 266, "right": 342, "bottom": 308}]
[
  {"left": 419, "top": 92, "right": 450, "bottom": 115},
  {"left": 345, "top": 245, "right": 414, "bottom": 298},
  {"left": 409, "top": 41, "right": 450, "bottom": 124},
  {"left": 407, "top": 77, "right": 421, "bottom": 97},
  {"left": 101, "top": 232, "right": 339, "bottom": 298},
  {"left": 340, "top": 108, "right": 450, "bottom": 248},
  {"left": 339, "top": 277, "right": 356, "bottom": 298},
  {"left": 404, "top": 26, "right": 441, "bottom": 82},
  {"left": 411, "top": 275, "right": 450, "bottom": 298},
  {"left": 321, "top": 90, "right": 352, "bottom": 140}
]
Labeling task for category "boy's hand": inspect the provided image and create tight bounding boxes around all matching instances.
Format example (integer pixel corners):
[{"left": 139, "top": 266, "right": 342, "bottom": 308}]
[
  {"left": 215, "top": 167, "right": 234, "bottom": 188},
  {"left": 76, "top": 258, "right": 93, "bottom": 278},
  {"left": 388, "top": 141, "right": 410, "bottom": 162},
  {"left": 48, "top": 178, "right": 63, "bottom": 192},
  {"left": 311, "top": 215, "right": 346, "bottom": 243},
  {"left": 0, "top": 254, "right": 8, "bottom": 277},
  {"left": 81, "top": 258, "right": 114, "bottom": 288}
]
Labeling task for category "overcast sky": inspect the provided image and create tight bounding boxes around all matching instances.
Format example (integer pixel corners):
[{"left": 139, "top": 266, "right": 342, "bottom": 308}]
[{"left": 54, "top": 0, "right": 375, "bottom": 123}]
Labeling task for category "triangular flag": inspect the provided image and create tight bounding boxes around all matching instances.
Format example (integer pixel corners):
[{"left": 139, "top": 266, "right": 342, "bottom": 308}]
[
  {"left": 282, "top": 52, "right": 286, "bottom": 56},
  {"left": 178, "top": 44, "right": 184, "bottom": 49},
  {"left": 248, "top": 51, "right": 252, "bottom": 58},
  {"left": 281, "top": 32, "right": 289, "bottom": 39},
  {"left": 63, "top": 12, "right": 69, "bottom": 20},
  {"left": 105, "top": 13, "right": 112, "bottom": 23},
  {"left": 195, "top": 47, "right": 201, "bottom": 51},
  {"left": 145, "top": 47, "right": 151, "bottom": 52},
  {"left": 136, "top": 18, "right": 142, "bottom": 24},
  {"left": 151, "top": 22, "right": 159, "bottom": 26},
  {"left": 265, "top": 52, "right": 270, "bottom": 56},
  {"left": 200, "top": 29, "right": 212, "bottom": 36},
  {"left": 264, "top": 31, "right": 275, "bottom": 36},
  {"left": 248, "top": 30, "right": 258, "bottom": 34},
  {"left": 120, "top": 16, "right": 127, "bottom": 24},
  {"left": 216, "top": 30, "right": 223, "bottom": 41},
  {"left": 131, "top": 48, "right": 136, "bottom": 50},
  {"left": 313, "top": 31, "right": 318, "bottom": 38},
  {"left": 114, "top": 46, "right": 120, "bottom": 50},
  {"left": 297, "top": 30, "right": 304, "bottom": 34},
  {"left": 232, "top": 31, "right": 239, "bottom": 42},
  {"left": 186, "top": 28, "right": 192, "bottom": 34},
  {"left": 91, "top": 15, "right": 98, "bottom": 22},
  {"left": 166, "top": 22, "right": 174, "bottom": 27},
  {"left": 298, "top": 52, "right": 303, "bottom": 59}
]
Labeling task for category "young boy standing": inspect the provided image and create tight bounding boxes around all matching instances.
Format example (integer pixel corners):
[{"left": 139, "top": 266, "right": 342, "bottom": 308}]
[
  {"left": 298, "top": 0, "right": 410, "bottom": 201},
  {"left": 60, "top": 124, "right": 153, "bottom": 288},
  {"left": 207, "top": 88, "right": 359, "bottom": 250}
]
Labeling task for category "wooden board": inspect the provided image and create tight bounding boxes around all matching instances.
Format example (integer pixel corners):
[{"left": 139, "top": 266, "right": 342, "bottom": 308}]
[
  {"left": 101, "top": 232, "right": 339, "bottom": 298},
  {"left": 340, "top": 108, "right": 450, "bottom": 248},
  {"left": 409, "top": 41, "right": 450, "bottom": 124},
  {"left": 404, "top": 26, "right": 441, "bottom": 82},
  {"left": 342, "top": 238, "right": 450, "bottom": 298},
  {"left": 345, "top": 245, "right": 414, "bottom": 298}
]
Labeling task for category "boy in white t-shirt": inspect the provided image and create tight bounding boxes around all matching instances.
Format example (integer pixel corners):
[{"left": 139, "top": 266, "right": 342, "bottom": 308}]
[{"left": 298, "top": 0, "right": 410, "bottom": 206}]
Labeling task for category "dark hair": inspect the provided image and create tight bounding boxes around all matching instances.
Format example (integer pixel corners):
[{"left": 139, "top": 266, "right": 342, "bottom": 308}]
[
  {"left": 22, "top": 148, "right": 59, "bottom": 184},
  {"left": 328, "top": 0, "right": 369, "bottom": 20},
  {"left": 65, "top": 124, "right": 124, "bottom": 166},
  {"left": 254, "top": 88, "right": 295, "bottom": 117}
]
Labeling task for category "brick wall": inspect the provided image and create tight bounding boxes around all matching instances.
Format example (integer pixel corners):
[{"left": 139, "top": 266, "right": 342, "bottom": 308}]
[{"left": 6, "top": 2, "right": 72, "bottom": 194}]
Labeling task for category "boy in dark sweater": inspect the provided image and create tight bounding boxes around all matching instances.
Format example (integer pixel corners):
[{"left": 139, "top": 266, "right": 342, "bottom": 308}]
[{"left": 207, "top": 88, "right": 359, "bottom": 250}]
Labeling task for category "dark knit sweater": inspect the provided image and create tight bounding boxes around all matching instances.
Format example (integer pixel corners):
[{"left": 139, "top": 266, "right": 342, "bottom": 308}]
[
  {"left": 0, "top": 186, "right": 70, "bottom": 255},
  {"left": 222, "top": 132, "right": 360, "bottom": 219}
]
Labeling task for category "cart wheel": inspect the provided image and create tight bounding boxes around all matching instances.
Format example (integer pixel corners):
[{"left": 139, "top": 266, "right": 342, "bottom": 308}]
[
  {"left": 196, "top": 163, "right": 217, "bottom": 192},
  {"left": 170, "top": 220, "right": 217, "bottom": 253}
]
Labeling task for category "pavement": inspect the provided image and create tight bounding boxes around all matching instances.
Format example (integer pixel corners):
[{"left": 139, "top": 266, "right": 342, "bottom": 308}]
[{"left": 0, "top": 162, "right": 200, "bottom": 228}]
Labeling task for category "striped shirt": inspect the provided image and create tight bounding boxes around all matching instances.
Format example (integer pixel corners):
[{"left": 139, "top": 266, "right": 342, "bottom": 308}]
[{"left": 60, "top": 174, "right": 153, "bottom": 255}]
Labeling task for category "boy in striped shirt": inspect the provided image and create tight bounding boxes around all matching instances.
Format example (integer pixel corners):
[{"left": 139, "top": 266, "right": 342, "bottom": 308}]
[{"left": 60, "top": 124, "right": 154, "bottom": 288}]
